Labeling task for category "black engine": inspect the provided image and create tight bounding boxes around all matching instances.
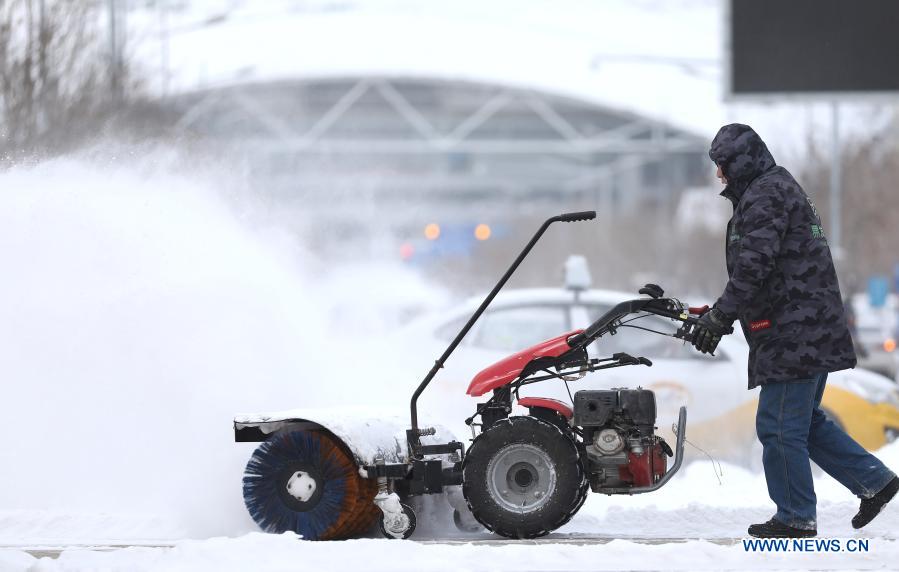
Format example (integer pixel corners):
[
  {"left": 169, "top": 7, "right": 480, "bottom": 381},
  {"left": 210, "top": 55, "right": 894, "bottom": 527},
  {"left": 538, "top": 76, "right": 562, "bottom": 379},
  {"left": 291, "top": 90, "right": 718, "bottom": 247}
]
[{"left": 573, "top": 388, "right": 672, "bottom": 492}]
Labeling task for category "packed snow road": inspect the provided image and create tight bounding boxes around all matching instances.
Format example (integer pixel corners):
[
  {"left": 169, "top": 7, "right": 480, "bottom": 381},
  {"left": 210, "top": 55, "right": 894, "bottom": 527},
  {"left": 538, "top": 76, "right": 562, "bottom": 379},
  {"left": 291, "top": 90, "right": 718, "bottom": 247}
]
[
  {"left": 3, "top": 533, "right": 896, "bottom": 571},
  {"left": 10, "top": 536, "right": 741, "bottom": 560},
  {"left": 5, "top": 474, "right": 898, "bottom": 570},
  {"left": 5, "top": 472, "right": 899, "bottom": 571}
]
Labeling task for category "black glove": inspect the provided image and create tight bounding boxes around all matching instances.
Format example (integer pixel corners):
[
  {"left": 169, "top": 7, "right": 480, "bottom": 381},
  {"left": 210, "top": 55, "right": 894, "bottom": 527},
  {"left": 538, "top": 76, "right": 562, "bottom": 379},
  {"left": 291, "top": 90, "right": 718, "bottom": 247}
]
[{"left": 692, "top": 307, "right": 733, "bottom": 355}]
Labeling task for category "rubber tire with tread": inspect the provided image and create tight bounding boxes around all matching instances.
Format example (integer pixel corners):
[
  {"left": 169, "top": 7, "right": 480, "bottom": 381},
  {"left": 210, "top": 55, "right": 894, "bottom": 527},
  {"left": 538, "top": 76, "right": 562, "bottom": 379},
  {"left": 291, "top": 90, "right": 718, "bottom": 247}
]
[{"left": 462, "top": 416, "right": 588, "bottom": 539}]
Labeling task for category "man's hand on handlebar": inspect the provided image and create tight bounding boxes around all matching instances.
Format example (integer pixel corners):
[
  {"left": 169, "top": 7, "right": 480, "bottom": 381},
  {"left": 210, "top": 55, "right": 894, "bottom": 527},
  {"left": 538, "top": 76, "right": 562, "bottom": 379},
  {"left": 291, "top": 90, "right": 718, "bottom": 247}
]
[{"left": 691, "top": 307, "right": 734, "bottom": 354}]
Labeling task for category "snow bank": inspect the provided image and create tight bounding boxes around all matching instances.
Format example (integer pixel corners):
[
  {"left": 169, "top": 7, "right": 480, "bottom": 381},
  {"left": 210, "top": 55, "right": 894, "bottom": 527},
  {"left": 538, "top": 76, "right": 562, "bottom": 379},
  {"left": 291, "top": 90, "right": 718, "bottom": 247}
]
[{"left": 0, "top": 549, "right": 36, "bottom": 571}]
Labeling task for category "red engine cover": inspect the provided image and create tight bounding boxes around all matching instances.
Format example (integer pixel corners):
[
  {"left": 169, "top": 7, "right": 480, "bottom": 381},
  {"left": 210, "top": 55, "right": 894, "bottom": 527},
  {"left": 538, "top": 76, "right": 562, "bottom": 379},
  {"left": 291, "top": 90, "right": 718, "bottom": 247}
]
[
  {"left": 465, "top": 330, "right": 583, "bottom": 397},
  {"left": 618, "top": 443, "right": 668, "bottom": 487}
]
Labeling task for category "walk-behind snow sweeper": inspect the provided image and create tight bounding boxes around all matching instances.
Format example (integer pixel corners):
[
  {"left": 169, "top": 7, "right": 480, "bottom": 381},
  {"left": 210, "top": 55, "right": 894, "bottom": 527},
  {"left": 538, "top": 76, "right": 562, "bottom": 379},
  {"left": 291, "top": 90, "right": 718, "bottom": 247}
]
[{"left": 234, "top": 211, "right": 729, "bottom": 540}]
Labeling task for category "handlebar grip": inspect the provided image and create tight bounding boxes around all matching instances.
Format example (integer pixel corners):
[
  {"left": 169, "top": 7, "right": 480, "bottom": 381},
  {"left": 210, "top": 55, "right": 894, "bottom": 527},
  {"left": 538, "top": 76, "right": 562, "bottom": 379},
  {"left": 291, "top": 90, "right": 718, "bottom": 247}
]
[{"left": 557, "top": 211, "right": 596, "bottom": 223}]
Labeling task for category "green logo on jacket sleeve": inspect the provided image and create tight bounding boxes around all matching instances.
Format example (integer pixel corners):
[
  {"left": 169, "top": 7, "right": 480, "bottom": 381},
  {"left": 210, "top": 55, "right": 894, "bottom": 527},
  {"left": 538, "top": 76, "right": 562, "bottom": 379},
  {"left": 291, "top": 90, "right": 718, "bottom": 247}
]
[{"left": 811, "top": 224, "right": 826, "bottom": 239}]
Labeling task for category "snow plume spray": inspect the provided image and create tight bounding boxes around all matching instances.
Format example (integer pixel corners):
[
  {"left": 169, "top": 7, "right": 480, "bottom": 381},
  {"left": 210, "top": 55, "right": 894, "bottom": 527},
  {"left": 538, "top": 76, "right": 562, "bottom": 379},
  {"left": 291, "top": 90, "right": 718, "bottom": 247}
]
[{"left": 0, "top": 153, "right": 445, "bottom": 541}]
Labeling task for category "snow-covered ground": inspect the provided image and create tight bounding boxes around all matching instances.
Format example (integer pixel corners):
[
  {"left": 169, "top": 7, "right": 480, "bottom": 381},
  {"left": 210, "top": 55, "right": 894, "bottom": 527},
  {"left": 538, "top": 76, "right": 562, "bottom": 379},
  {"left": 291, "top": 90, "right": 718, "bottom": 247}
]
[
  {"left": 4, "top": 532, "right": 898, "bottom": 572},
  {"left": 1, "top": 155, "right": 898, "bottom": 570}
]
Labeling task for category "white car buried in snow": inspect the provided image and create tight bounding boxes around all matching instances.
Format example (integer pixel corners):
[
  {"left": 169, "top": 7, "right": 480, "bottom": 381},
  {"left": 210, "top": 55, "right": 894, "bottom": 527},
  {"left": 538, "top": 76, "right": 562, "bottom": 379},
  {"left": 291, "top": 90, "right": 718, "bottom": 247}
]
[{"left": 402, "top": 259, "right": 899, "bottom": 467}]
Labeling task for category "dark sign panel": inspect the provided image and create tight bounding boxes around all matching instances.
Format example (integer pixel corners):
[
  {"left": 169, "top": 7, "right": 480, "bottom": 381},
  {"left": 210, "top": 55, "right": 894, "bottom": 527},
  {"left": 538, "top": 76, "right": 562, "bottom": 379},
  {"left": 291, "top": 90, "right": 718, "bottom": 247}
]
[{"left": 730, "top": 0, "right": 899, "bottom": 95}]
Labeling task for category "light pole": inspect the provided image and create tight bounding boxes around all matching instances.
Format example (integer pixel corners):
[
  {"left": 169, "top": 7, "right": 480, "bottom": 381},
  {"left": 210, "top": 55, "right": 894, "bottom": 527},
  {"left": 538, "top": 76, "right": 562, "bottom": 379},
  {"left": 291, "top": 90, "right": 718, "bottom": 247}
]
[
  {"left": 107, "top": 0, "right": 126, "bottom": 101},
  {"left": 829, "top": 101, "right": 843, "bottom": 259}
]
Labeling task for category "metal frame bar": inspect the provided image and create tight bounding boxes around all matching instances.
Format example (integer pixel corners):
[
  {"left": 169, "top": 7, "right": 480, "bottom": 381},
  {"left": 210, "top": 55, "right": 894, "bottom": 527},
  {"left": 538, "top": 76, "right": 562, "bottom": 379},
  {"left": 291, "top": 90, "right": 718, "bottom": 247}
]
[
  {"left": 598, "top": 406, "right": 688, "bottom": 495},
  {"left": 238, "top": 138, "right": 702, "bottom": 154},
  {"left": 176, "top": 79, "right": 706, "bottom": 154},
  {"left": 408, "top": 211, "right": 595, "bottom": 458},
  {"left": 173, "top": 77, "right": 708, "bottom": 216}
]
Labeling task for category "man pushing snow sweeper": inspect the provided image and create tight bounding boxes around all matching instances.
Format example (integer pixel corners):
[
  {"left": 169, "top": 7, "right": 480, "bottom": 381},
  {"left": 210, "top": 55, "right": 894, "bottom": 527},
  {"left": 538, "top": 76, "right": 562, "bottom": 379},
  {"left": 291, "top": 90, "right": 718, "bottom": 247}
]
[
  {"left": 236, "top": 209, "right": 741, "bottom": 540},
  {"left": 690, "top": 123, "right": 899, "bottom": 539},
  {"left": 232, "top": 125, "right": 896, "bottom": 542}
]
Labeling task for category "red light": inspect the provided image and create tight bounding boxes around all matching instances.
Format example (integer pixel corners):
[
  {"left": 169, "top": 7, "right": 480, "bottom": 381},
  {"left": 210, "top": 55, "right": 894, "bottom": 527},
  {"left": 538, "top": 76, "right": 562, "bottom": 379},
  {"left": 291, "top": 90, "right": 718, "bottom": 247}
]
[{"left": 399, "top": 242, "right": 414, "bottom": 260}]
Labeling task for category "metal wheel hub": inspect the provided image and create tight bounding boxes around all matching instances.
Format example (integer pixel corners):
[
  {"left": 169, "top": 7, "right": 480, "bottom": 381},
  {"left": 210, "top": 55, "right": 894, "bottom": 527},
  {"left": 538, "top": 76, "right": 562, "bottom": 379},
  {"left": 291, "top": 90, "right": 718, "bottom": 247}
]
[
  {"left": 286, "top": 470, "right": 317, "bottom": 502},
  {"left": 486, "top": 443, "right": 556, "bottom": 513}
]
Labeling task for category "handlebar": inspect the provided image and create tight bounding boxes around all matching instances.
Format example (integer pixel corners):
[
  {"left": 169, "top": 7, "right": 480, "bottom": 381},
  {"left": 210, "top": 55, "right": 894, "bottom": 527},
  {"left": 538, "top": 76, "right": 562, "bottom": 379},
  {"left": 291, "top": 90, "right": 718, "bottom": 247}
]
[
  {"left": 567, "top": 292, "right": 733, "bottom": 352},
  {"left": 527, "top": 289, "right": 736, "bottom": 382},
  {"left": 556, "top": 211, "right": 596, "bottom": 223}
]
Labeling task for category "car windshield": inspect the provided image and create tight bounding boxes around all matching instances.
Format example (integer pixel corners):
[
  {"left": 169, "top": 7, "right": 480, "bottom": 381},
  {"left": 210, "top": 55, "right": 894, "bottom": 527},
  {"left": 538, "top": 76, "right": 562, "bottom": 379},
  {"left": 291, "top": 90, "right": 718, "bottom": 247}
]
[{"left": 471, "top": 305, "right": 570, "bottom": 352}]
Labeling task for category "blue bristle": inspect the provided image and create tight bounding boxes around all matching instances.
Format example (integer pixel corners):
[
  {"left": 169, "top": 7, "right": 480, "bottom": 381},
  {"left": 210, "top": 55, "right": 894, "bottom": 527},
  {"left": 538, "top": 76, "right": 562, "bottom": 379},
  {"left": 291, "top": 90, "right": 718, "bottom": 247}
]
[{"left": 242, "top": 430, "right": 348, "bottom": 540}]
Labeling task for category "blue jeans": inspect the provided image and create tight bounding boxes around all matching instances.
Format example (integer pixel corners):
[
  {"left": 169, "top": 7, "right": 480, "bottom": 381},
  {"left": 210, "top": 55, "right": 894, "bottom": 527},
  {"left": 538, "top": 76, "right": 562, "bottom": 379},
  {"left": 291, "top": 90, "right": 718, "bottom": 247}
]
[{"left": 756, "top": 372, "right": 896, "bottom": 530}]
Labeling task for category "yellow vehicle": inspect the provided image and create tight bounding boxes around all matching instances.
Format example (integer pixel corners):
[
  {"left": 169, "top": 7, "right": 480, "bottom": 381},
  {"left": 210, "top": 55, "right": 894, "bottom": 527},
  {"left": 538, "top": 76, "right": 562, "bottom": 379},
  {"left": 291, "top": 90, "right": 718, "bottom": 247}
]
[
  {"left": 823, "top": 380, "right": 899, "bottom": 450},
  {"left": 685, "top": 375, "right": 899, "bottom": 467}
]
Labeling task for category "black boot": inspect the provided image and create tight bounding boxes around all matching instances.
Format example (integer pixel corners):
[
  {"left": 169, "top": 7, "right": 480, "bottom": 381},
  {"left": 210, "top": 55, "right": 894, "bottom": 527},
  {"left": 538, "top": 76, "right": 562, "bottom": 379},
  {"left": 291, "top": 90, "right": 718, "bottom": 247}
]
[
  {"left": 852, "top": 476, "right": 899, "bottom": 529},
  {"left": 748, "top": 518, "right": 816, "bottom": 538}
]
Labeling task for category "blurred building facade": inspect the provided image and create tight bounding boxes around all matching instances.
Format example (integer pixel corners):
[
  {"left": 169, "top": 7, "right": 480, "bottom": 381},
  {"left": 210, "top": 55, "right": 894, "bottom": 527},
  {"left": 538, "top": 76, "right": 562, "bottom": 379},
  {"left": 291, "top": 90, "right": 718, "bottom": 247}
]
[{"left": 170, "top": 76, "right": 710, "bottom": 237}]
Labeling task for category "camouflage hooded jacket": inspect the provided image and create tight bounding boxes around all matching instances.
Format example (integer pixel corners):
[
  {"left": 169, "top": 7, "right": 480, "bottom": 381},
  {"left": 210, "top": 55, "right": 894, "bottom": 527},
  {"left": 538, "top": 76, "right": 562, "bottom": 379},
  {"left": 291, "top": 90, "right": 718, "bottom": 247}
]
[{"left": 709, "top": 123, "right": 856, "bottom": 389}]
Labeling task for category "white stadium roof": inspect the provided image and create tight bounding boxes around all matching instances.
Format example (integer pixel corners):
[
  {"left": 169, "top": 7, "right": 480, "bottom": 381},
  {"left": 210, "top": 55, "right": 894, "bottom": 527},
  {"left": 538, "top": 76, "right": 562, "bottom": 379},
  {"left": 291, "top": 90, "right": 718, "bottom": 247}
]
[
  {"left": 137, "top": 0, "right": 883, "bottom": 159},
  {"left": 144, "top": 0, "right": 724, "bottom": 137}
]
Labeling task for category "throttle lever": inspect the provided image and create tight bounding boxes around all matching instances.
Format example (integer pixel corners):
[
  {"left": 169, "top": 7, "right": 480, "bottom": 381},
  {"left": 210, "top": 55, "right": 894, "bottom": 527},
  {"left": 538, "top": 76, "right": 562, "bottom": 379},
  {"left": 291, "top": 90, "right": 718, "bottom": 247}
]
[
  {"left": 611, "top": 352, "right": 635, "bottom": 363},
  {"left": 610, "top": 352, "right": 652, "bottom": 367},
  {"left": 674, "top": 322, "right": 696, "bottom": 342}
]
